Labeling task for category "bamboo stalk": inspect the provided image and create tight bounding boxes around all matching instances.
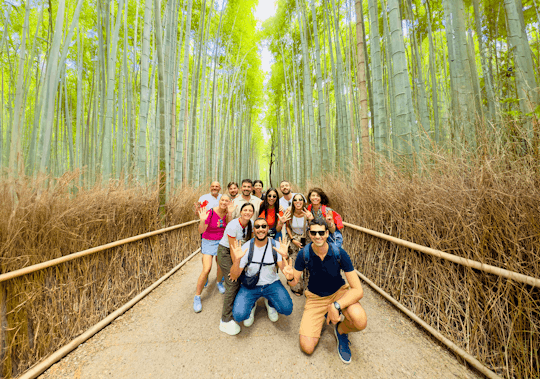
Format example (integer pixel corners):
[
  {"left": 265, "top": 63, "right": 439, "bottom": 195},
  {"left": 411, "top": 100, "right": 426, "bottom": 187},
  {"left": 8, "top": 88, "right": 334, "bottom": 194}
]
[
  {"left": 355, "top": 269, "right": 503, "bottom": 379},
  {"left": 344, "top": 222, "right": 540, "bottom": 288},
  {"left": 18, "top": 248, "right": 201, "bottom": 379},
  {"left": 0, "top": 220, "right": 198, "bottom": 283}
]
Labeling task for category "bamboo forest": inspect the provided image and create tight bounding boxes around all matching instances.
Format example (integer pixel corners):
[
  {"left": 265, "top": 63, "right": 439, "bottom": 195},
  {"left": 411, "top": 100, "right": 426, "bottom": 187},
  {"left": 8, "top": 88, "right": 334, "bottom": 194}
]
[{"left": 0, "top": 0, "right": 539, "bottom": 378}]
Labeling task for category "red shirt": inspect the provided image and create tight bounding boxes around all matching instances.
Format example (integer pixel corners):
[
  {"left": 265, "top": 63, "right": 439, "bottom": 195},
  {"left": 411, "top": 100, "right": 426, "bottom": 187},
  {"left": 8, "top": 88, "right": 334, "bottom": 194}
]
[{"left": 259, "top": 208, "right": 283, "bottom": 228}]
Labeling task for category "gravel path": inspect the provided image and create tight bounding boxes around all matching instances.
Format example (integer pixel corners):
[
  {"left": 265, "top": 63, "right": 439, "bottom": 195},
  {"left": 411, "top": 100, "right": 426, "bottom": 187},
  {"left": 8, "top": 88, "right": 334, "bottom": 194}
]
[{"left": 40, "top": 253, "right": 481, "bottom": 379}]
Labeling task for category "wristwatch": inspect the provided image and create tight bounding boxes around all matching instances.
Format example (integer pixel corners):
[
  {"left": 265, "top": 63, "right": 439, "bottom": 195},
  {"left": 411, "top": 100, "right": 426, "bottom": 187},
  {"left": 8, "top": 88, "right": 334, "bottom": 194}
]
[{"left": 333, "top": 301, "right": 342, "bottom": 315}]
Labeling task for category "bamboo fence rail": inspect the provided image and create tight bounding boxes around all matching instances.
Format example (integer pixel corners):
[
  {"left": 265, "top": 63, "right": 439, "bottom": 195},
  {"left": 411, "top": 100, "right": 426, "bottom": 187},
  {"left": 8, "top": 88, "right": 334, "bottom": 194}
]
[
  {"left": 0, "top": 220, "right": 199, "bottom": 284},
  {"left": 343, "top": 222, "right": 540, "bottom": 288}
]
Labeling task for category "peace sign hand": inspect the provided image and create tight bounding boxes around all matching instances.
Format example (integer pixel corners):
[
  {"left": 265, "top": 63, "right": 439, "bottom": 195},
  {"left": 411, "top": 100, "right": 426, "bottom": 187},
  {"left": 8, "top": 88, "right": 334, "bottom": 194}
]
[
  {"left": 302, "top": 208, "right": 314, "bottom": 221},
  {"left": 282, "top": 257, "right": 294, "bottom": 280}
]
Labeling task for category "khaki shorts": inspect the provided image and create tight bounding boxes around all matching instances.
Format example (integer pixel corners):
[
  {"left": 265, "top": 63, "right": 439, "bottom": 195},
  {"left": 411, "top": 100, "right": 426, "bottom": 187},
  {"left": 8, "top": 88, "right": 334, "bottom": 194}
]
[{"left": 299, "top": 284, "right": 351, "bottom": 338}]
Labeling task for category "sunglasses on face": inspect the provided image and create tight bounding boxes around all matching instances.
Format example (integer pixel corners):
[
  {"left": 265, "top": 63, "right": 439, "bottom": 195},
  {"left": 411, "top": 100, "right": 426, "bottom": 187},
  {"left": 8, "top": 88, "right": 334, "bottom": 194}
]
[
  {"left": 254, "top": 224, "right": 268, "bottom": 230},
  {"left": 309, "top": 230, "right": 326, "bottom": 237},
  {"left": 267, "top": 194, "right": 277, "bottom": 198}
]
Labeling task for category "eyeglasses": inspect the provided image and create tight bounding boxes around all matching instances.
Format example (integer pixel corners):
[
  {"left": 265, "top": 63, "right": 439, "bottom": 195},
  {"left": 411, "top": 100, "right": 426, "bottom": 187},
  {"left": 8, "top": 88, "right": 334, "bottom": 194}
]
[
  {"left": 293, "top": 199, "right": 303, "bottom": 202},
  {"left": 309, "top": 230, "right": 326, "bottom": 237},
  {"left": 254, "top": 225, "right": 268, "bottom": 230},
  {"left": 267, "top": 194, "right": 277, "bottom": 198}
]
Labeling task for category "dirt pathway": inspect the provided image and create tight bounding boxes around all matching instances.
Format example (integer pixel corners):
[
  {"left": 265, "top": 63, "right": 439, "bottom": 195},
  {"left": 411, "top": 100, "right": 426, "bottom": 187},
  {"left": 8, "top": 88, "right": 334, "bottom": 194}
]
[{"left": 41, "top": 253, "right": 480, "bottom": 379}]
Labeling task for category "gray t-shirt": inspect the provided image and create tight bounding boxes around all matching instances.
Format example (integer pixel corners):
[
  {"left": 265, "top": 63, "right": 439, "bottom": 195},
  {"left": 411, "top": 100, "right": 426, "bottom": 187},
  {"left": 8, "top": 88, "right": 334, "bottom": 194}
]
[{"left": 240, "top": 239, "right": 282, "bottom": 286}]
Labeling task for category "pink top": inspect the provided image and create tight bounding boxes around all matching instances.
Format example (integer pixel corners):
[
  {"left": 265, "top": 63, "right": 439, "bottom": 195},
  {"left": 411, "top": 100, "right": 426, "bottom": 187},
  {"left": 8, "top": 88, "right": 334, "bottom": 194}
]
[{"left": 202, "top": 208, "right": 228, "bottom": 240}]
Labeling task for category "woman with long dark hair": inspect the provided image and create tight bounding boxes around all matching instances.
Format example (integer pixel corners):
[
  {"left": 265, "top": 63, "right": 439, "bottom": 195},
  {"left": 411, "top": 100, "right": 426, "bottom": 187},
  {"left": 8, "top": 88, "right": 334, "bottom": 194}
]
[
  {"left": 258, "top": 188, "right": 286, "bottom": 239},
  {"left": 216, "top": 202, "right": 255, "bottom": 335},
  {"left": 284, "top": 193, "right": 310, "bottom": 296}
]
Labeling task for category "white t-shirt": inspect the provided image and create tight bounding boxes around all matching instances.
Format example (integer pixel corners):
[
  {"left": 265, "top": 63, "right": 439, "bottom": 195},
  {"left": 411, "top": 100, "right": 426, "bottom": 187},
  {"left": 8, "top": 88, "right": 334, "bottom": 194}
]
[
  {"left": 279, "top": 194, "right": 296, "bottom": 211},
  {"left": 198, "top": 193, "right": 222, "bottom": 210},
  {"left": 240, "top": 239, "right": 282, "bottom": 286},
  {"left": 219, "top": 218, "right": 253, "bottom": 248},
  {"left": 291, "top": 216, "right": 306, "bottom": 235}
]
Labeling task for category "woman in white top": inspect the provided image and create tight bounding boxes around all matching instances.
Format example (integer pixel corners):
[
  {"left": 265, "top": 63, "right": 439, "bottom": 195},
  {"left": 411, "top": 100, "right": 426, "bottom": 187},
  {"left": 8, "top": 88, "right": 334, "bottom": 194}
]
[
  {"left": 216, "top": 202, "right": 255, "bottom": 335},
  {"left": 285, "top": 193, "right": 310, "bottom": 296}
]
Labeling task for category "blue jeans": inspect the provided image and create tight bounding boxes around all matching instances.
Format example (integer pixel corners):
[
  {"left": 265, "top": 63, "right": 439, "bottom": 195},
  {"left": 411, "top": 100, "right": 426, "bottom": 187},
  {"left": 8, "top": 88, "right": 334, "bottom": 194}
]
[{"left": 233, "top": 280, "right": 293, "bottom": 322}]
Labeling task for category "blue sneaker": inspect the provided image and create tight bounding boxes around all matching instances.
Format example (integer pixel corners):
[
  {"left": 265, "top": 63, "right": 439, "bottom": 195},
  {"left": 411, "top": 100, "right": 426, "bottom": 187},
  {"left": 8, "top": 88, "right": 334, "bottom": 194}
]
[
  {"left": 216, "top": 280, "right": 225, "bottom": 294},
  {"left": 334, "top": 322, "right": 351, "bottom": 364},
  {"left": 193, "top": 296, "right": 202, "bottom": 313}
]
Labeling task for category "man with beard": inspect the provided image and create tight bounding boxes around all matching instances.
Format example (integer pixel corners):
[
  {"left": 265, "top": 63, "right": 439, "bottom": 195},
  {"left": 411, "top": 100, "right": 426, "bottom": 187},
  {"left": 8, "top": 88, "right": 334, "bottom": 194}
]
[
  {"left": 196, "top": 181, "right": 222, "bottom": 211},
  {"left": 229, "top": 218, "right": 293, "bottom": 328},
  {"left": 283, "top": 218, "right": 367, "bottom": 364},
  {"left": 231, "top": 179, "right": 263, "bottom": 222},
  {"left": 279, "top": 180, "right": 296, "bottom": 210},
  {"left": 227, "top": 181, "right": 239, "bottom": 200}
]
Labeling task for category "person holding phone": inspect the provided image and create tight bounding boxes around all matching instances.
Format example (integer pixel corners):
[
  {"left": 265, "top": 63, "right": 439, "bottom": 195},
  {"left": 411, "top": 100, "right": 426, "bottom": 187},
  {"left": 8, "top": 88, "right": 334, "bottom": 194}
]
[{"left": 285, "top": 194, "right": 310, "bottom": 296}]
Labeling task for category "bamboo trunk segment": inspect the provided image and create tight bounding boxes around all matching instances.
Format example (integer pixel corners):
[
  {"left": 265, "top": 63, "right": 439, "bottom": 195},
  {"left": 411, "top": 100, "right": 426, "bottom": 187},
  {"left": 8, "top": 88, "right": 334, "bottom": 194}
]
[
  {"left": 18, "top": 248, "right": 201, "bottom": 379},
  {"left": 343, "top": 222, "right": 540, "bottom": 288},
  {"left": 0, "top": 220, "right": 198, "bottom": 284}
]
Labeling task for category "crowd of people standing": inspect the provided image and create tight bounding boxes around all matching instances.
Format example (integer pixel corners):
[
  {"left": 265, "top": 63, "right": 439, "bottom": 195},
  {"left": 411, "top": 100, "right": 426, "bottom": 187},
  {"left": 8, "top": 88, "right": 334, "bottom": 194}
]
[{"left": 192, "top": 179, "right": 367, "bottom": 364}]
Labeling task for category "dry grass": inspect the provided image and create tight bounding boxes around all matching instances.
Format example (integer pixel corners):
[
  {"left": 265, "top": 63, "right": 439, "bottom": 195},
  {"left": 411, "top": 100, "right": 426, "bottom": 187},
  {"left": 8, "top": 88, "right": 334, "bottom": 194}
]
[
  {"left": 0, "top": 176, "right": 200, "bottom": 377},
  {"left": 313, "top": 152, "right": 540, "bottom": 379}
]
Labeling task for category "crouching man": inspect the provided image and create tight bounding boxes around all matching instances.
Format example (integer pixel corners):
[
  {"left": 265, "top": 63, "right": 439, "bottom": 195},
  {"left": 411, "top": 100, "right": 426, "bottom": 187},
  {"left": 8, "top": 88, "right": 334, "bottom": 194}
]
[
  {"left": 283, "top": 218, "right": 367, "bottom": 364},
  {"left": 229, "top": 218, "right": 293, "bottom": 328}
]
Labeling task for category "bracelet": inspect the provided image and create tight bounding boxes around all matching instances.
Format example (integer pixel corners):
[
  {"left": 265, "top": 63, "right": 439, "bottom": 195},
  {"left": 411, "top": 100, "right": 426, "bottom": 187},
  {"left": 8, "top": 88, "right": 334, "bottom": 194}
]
[{"left": 287, "top": 278, "right": 294, "bottom": 282}]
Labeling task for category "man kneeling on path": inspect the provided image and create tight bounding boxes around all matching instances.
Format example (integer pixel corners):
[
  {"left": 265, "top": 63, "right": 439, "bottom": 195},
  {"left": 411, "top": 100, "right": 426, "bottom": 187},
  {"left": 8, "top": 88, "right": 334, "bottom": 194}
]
[
  {"left": 283, "top": 218, "right": 367, "bottom": 364},
  {"left": 229, "top": 218, "right": 293, "bottom": 328}
]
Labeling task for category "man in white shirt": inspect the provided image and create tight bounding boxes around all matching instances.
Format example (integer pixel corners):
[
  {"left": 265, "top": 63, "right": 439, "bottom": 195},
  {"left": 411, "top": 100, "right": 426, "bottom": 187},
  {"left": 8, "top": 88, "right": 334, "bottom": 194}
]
[
  {"left": 229, "top": 218, "right": 292, "bottom": 327},
  {"left": 279, "top": 180, "right": 296, "bottom": 210},
  {"left": 231, "top": 179, "right": 263, "bottom": 221},
  {"left": 197, "top": 181, "right": 222, "bottom": 210}
]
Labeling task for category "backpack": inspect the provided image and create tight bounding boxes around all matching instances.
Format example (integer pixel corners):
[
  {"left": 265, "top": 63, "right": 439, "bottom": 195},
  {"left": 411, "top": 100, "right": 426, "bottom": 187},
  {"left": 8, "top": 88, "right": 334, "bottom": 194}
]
[{"left": 239, "top": 238, "right": 278, "bottom": 289}]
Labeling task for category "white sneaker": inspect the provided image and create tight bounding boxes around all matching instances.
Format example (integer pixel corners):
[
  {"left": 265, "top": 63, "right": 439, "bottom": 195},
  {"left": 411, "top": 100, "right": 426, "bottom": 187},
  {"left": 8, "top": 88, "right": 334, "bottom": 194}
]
[
  {"left": 244, "top": 305, "right": 256, "bottom": 327},
  {"left": 219, "top": 319, "right": 241, "bottom": 335},
  {"left": 264, "top": 298, "right": 279, "bottom": 322}
]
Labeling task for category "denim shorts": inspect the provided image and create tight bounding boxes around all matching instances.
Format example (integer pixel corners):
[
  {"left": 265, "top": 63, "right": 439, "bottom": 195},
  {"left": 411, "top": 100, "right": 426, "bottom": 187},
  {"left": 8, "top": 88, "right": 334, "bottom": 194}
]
[{"left": 201, "top": 238, "right": 220, "bottom": 256}]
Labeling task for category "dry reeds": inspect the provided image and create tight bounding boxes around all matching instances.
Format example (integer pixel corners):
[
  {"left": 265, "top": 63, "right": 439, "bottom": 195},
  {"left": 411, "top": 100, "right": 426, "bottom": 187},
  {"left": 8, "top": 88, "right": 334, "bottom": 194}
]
[
  {"left": 317, "top": 153, "right": 539, "bottom": 379},
  {"left": 0, "top": 177, "right": 200, "bottom": 377}
]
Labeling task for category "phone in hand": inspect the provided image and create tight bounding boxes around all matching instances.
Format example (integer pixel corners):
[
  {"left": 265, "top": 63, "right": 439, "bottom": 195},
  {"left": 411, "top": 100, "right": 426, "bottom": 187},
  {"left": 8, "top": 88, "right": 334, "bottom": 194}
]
[{"left": 300, "top": 237, "right": 306, "bottom": 246}]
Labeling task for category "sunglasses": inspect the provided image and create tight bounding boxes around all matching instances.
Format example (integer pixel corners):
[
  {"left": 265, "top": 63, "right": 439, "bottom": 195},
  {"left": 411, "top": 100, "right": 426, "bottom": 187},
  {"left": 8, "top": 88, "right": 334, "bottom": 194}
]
[
  {"left": 267, "top": 194, "right": 277, "bottom": 198},
  {"left": 309, "top": 230, "right": 326, "bottom": 237},
  {"left": 254, "top": 224, "right": 268, "bottom": 229},
  {"left": 293, "top": 198, "right": 303, "bottom": 202}
]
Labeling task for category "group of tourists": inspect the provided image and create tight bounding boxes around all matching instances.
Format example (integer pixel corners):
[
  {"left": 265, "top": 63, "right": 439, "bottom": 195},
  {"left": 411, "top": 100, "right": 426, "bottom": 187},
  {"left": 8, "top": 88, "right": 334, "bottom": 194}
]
[{"left": 193, "top": 179, "right": 367, "bottom": 364}]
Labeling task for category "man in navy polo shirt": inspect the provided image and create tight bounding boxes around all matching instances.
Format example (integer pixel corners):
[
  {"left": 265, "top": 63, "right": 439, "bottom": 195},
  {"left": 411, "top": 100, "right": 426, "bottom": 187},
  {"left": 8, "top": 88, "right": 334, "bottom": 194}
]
[{"left": 283, "top": 218, "right": 367, "bottom": 364}]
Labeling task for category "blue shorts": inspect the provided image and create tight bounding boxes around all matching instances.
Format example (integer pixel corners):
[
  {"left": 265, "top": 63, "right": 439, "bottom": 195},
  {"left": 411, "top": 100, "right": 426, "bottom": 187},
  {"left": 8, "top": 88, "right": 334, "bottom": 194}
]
[{"left": 201, "top": 238, "right": 220, "bottom": 256}]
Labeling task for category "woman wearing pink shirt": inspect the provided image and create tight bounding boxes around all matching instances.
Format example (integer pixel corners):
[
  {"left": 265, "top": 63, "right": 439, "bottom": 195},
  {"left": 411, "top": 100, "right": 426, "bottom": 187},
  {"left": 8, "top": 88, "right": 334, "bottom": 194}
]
[{"left": 194, "top": 194, "right": 233, "bottom": 313}]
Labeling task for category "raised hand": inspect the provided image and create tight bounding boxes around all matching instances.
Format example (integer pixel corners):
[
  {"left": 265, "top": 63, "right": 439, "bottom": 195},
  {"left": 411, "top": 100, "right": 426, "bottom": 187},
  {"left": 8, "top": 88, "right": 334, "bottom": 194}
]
[
  {"left": 292, "top": 239, "right": 303, "bottom": 249},
  {"left": 273, "top": 235, "right": 290, "bottom": 260},
  {"left": 282, "top": 257, "right": 294, "bottom": 280},
  {"left": 302, "top": 207, "right": 314, "bottom": 221},
  {"left": 230, "top": 238, "right": 248, "bottom": 261},
  {"left": 198, "top": 206, "right": 208, "bottom": 221},
  {"left": 227, "top": 202, "right": 237, "bottom": 214},
  {"left": 278, "top": 210, "right": 291, "bottom": 225}
]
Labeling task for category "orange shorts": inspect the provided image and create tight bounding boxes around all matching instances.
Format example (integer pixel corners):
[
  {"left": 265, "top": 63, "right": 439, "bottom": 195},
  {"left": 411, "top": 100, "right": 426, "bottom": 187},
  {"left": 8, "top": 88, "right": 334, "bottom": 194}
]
[{"left": 299, "top": 284, "right": 351, "bottom": 338}]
